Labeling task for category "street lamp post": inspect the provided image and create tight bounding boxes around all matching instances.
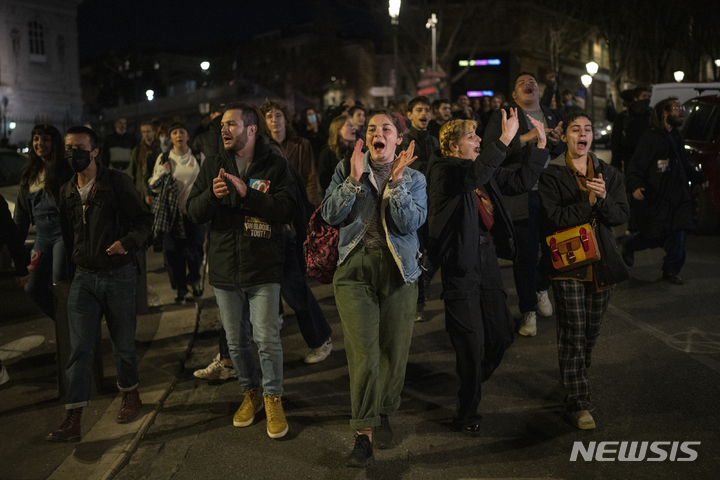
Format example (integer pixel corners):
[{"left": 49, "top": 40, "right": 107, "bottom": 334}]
[
  {"left": 715, "top": 59, "right": 720, "bottom": 81},
  {"left": 581, "top": 74, "right": 593, "bottom": 114},
  {"left": 674, "top": 71, "right": 685, "bottom": 82},
  {"left": 426, "top": 13, "right": 438, "bottom": 72},
  {"left": 585, "top": 61, "right": 598, "bottom": 119},
  {"left": 389, "top": 0, "right": 401, "bottom": 92}
]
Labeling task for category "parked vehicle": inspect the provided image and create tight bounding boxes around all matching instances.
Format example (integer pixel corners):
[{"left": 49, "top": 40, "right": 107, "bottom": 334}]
[
  {"left": 651, "top": 83, "right": 720, "bottom": 107},
  {"left": 681, "top": 95, "right": 720, "bottom": 234}
]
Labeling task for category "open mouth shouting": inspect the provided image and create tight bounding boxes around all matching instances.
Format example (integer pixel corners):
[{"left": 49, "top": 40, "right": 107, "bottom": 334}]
[
  {"left": 419, "top": 116, "right": 429, "bottom": 126},
  {"left": 372, "top": 140, "right": 386, "bottom": 153},
  {"left": 576, "top": 139, "right": 589, "bottom": 151}
]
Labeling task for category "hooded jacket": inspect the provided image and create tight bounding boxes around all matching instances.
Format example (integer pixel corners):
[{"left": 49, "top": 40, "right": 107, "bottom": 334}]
[
  {"left": 426, "top": 141, "right": 548, "bottom": 272},
  {"left": 186, "top": 135, "right": 296, "bottom": 288}
]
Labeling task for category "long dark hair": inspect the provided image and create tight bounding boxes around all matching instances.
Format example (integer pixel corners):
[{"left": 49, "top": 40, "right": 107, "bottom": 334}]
[{"left": 20, "top": 124, "right": 68, "bottom": 197}]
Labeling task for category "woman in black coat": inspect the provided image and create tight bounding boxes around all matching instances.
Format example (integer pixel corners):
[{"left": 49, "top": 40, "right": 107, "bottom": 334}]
[
  {"left": 538, "top": 111, "right": 629, "bottom": 430},
  {"left": 426, "top": 109, "right": 549, "bottom": 435}
]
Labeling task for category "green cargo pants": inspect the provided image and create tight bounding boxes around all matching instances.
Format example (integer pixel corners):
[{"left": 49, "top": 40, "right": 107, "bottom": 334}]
[{"left": 333, "top": 245, "right": 418, "bottom": 430}]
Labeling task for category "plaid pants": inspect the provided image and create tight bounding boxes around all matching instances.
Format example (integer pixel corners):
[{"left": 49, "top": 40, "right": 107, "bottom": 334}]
[{"left": 551, "top": 279, "right": 612, "bottom": 412}]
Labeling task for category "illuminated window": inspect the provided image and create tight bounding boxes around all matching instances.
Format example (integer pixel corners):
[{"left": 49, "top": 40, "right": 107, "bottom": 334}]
[{"left": 28, "top": 21, "right": 46, "bottom": 62}]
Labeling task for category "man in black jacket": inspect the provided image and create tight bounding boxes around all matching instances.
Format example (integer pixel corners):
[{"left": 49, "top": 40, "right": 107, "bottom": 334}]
[
  {"left": 623, "top": 97, "right": 707, "bottom": 285},
  {"left": 484, "top": 72, "right": 566, "bottom": 337},
  {"left": 49, "top": 126, "right": 153, "bottom": 443},
  {"left": 610, "top": 86, "right": 651, "bottom": 173},
  {"left": 186, "top": 102, "right": 295, "bottom": 439},
  {"left": 399, "top": 96, "right": 440, "bottom": 320},
  {"left": 101, "top": 117, "right": 136, "bottom": 170},
  {"left": 192, "top": 105, "right": 223, "bottom": 160}
]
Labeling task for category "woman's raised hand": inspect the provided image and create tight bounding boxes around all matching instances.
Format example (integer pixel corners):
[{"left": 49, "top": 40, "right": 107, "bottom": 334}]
[
  {"left": 350, "top": 139, "right": 364, "bottom": 181},
  {"left": 499, "top": 108, "right": 519, "bottom": 146},
  {"left": 392, "top": 140, "right": 417, "bottom": 181}
]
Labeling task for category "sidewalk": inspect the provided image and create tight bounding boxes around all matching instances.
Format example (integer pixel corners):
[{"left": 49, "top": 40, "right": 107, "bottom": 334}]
[{"left": 0, "top": 251, "right": 201, "bottom": 480}]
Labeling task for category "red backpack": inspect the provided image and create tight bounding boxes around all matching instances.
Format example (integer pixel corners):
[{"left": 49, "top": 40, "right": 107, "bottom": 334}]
[{"left": 303, "top": 206, "right": 340, "bottom": 284}]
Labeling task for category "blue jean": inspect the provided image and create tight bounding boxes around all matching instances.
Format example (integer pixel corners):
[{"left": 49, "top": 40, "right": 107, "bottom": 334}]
[
  {"left": 624, "top": 229, "right": 687, "bottom": 276},
  {"left": 65, "top": 263, "right": 139, "bottom": 409},
  {"left": 281, "top": 238, "right": 331, "bottom": 349},
  {"left": 214, "top": 283, "right": 283, "bottom": 396},
  {"left": 26, "top": 216, "right": 67, "bottom": 320},
  {"left": 513, "top": 191, "right": 551, "bottom": 313}
]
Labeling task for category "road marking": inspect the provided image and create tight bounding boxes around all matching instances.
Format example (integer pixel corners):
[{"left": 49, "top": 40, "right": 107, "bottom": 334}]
[
  {"left": 0, "top": 335, "right": 45, "bottom": 361},
  {"left": 608, "top": 305, "right": 720, "bottom": 375}
]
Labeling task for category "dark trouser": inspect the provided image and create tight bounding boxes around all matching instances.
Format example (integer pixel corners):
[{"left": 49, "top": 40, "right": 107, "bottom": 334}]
[
  {"left": 624, "top": 229, "right": 687, "bottom": 276},
  {"left": 441, "top": 240, "right": 515, "bottom": 426},
  {"left": 417, "top": 221, "right": 434, "bottom": 305},
  {"left": 334, "top": 246, "right": 417, "bottom": 430},
  {"left": 65, "top": 263, "right": 139, "bottom": 409},
  {"left": 552, "top": 279, "right": 611, "bottom": 412},
  {"left": 163, "top": 215, "right": 205, "bottom": 296},
  {"left": 26, "top": 216, "right": 67, "bottom": 320},
  {"left": 512, "top": 191, "right": 551, "bottom": 313},
  {"left": 281, "top": 237, "right": 332, "bottom": 349}
]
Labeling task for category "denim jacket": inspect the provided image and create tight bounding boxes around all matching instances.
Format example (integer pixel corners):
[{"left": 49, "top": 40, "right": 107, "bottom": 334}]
[{"left": 321, "top": 150, "right": 427, "bottom": 284}]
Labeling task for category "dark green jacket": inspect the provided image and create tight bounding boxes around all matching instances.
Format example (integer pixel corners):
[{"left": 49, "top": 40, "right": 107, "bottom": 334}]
[{"left": 186, "top": 135, "right": 296, "bottom": 288}]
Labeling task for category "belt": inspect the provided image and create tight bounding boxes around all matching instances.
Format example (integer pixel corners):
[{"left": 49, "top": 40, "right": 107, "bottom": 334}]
[{"left": 479, "top": 234, "right": 493, "bottom": 245}]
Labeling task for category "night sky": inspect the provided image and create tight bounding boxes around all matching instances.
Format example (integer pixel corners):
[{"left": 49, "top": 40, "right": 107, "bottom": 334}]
[{"left": 77, "top": 0, "right": 318, "bottom": 63}]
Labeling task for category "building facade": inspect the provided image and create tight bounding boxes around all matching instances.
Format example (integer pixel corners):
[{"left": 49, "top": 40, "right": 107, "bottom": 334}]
[{"left": 0, "top": 0, "right": 83, "bottom": 146}]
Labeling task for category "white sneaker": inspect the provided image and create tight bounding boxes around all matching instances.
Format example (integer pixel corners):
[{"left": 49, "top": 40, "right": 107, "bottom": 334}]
[
  {"left": 536, "top": 290, "right": 553, "bottom": 317},
  {"left": 304, "top": 338, "right": 333, "bottom": 364},
  {"left": 193, "top": 353, "right": 237, "bottom": 380},
  {"left": 0, "top": 366, "right": 8, "bottom": 386},
  {"left": 518, "top": 311, "right": 537, "bottom": 337}
]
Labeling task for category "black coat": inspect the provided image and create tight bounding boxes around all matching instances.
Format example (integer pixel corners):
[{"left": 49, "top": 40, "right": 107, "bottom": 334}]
[
  {"left": 484, "top": 104, "right": 566, "bottom": 220},
  {"left": 538, "top": 153, "right": 629, "bottom": 288},
  {"left": 192, "top": 116, "right": 223, "bottom": 160},
  {"left": 426, "top": 140, "right": 549, "bottom": 272},
  {"left": 625, "top": 126, "right": 705, "bottom": 238},
  {"left": 59, "top": 164, "right": 153, "bottom": 273},
  {"left": 398, "top": 126, "right": 439, "bottom": 176},
  {"left": 186, "top": 135, "right": 296, "bottom": 289}
]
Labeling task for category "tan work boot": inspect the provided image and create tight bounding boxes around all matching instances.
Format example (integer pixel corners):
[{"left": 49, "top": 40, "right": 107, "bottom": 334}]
[
  {"left": 264, "top": 395, "right": 289, "bottom": 439},
  {"left": 233, "top": 388, "right": 264, "bottom": 427},
  {"left": 567, "top": 410, "right": 596, "bottom": 430}
]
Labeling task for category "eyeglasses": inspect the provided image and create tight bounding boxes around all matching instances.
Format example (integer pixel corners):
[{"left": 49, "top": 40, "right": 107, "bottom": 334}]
[{"left": 671, "top": 106, "right": 686, "bottom": 111}]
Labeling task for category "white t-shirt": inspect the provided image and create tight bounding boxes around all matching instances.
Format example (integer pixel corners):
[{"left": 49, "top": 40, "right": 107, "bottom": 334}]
[{"left": 149, "top": 150, "right": 200, "bottom": 214}]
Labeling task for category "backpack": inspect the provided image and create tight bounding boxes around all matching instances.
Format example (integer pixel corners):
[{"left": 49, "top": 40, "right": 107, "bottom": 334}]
[{"left": 303, "top": 156, "right": 352, "bottom": 284}]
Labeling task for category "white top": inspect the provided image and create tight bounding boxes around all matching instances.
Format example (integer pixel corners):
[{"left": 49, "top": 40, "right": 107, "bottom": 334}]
[{"left": 149, "top": 150, "right": 200, "bottom": 214}]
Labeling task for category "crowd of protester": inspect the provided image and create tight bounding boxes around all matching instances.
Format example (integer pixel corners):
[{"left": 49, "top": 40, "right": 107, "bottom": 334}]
[{"left": 1, "top": 70, "right": 708, "bottom": 468}]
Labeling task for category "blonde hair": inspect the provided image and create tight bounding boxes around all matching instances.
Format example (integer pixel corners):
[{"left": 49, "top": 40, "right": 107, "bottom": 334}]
[
  {"left": 328, "top": 114, "right": 350, "bottom": 160},
  {"left": 439, "top": 119, "right": 477, "bottom": 157}
]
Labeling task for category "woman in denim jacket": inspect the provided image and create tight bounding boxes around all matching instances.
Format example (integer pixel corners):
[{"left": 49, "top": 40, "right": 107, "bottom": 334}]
[{"left": 321, "top": 109, "right": 426, "bottom": 467}]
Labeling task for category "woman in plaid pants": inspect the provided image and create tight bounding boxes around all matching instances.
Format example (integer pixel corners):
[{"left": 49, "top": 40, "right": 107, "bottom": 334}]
[{"left": 538, "top": 111, "right": 629, "bottom": 430}]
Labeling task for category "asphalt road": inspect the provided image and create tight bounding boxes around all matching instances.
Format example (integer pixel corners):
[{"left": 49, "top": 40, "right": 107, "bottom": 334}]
[{"left": 115, "top": 232, "right": 720, "bottom": 480}]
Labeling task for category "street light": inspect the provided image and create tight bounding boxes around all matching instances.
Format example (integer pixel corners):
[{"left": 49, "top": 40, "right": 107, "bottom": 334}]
[
  {"left": 585, "top": 61, "right": 599, "bottom": 76},
  {"left": 581, "top": 75, "right": 593, "bottom": 88},
  {"left": 146, "top": 89, "right": 154, "bottom": 101},
  {"left": 388, "top": 0, "right": 401, "bottom": 91},
  {"left": 200, "top": 61, "right": 210, "bottom": 71},
  {"left": 426, "top": 13, "right": 438, "bottom": 72},
  {"left": 388, "top": 0, "right": 400, "bottom": 25},
  {"left": 8, "top": 121, "right": 16, "bottom": 130},
  {"left": 674, "top": 71, "right": 685, "bottom": 82}
]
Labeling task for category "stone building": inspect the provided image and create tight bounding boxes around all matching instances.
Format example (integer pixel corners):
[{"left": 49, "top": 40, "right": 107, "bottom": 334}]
[{"left": 0, "top": 0, "right": 83, "bottom": 147}]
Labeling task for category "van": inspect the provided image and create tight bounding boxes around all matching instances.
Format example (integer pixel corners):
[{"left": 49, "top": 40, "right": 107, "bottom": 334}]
[{"left": 651, "top": 82, "right": 720, "bottom": 107}]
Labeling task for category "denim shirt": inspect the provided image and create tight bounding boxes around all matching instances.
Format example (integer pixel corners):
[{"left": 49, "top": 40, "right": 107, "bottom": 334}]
[{"left": 321, "top": 150, "right": 427, "bottom": 284}]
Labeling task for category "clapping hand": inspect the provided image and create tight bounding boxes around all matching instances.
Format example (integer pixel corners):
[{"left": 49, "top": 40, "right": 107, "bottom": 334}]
[
  {"left": 526, "top": 114, "right": 547, "bottom": 149},
  {"left": 224, "top": 171, "right": 248, "bottom": 197},
  {"left": 393, "top": 140, "right": 417, "bottom": 181},
  {"left": 547, "top": 121, "right": 563, "bottom": 144},
  {"left": 213, "top": 168, "right": 229, "bottom": 199},
  {"left": 499, "top": 108, "right": 519, "bottom": 146},
  {"left": 350, "top": 139, "right": 365, "bottom": 181},
  {"left": 587, "top": 174, "right": 607, "bottom": 204}
]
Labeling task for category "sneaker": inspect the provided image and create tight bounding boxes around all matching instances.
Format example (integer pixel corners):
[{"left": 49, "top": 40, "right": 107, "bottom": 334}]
[
  {"left": 264, "top": 395, "right": 289, "bottom": 439},
  {"left": 194, "top": 354, "right": 236, "bottom": 380},
  {"left": 191, "top": 280, "right": 204, "bottom": 298},
  {"left": 518, "top": 311, "right": 537, "bottom": 337},
  {"left": 374, "top": 414, "right": 393, "bottom": 449},
  {"left": 233, "top": 388, "right": 264, "bottom": 427},
  {"left": 414, "top": 304, "right": 428, "bottom": 322},
  {"left": 174, "top": 294, "right": 187, "bottom": 305},
  {"left": 566, "top": 410, "right": 596, "bottom": 430},
  {"left": 536, "top": 290, "right": 553, "bottom": 317},
  {"left": 346, "top": 434, "right": 374, "bottom": 468},
  {"left": 0, "top": 366, "right": 8, "bottom": 386},
  {"left": 304, "top": 337, "right": 333, "bottom": 364},
  {"left": 662, "top": 272, "right": 684, "bottom": 285}
]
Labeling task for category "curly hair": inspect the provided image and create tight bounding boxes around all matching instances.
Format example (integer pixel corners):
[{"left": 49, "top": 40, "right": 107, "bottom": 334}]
[
  {"left": 439, "top": 119, "right": 477, "bottom": 157},
  {"left": 259, "top": 98, "right": 296, "bottom": 137}
]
